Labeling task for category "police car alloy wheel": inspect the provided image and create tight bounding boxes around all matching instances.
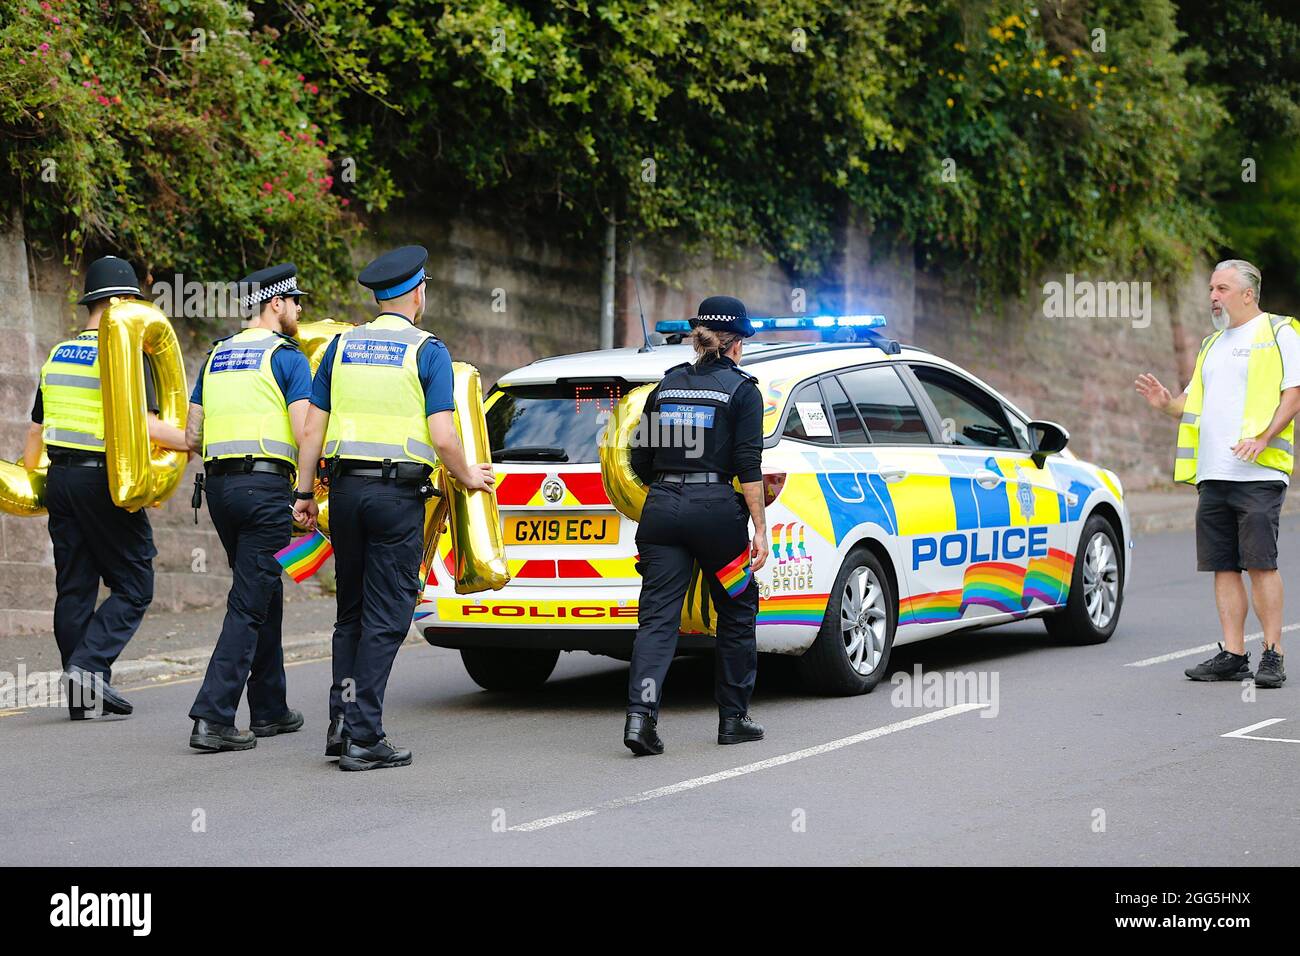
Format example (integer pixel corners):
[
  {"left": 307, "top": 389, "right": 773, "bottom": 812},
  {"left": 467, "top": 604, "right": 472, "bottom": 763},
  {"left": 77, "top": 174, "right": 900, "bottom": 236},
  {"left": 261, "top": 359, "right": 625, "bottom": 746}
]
[
  {"left": 841, "top": 566, "right": 888, "bottom": 675},
  {"left": 1082, "top": 532, "right": 1120, "bottom": 629},
  {"left": 1044, "top": 513, "right": 1123, "bottom": 645},
  {"left": 799, "top": 547, "right": 896, "bottom": 695}
]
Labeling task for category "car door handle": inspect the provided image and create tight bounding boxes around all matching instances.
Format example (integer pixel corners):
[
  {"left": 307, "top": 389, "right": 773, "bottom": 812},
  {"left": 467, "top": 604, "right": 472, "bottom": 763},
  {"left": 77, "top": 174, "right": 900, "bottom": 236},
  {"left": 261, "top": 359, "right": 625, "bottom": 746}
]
[
  {"left": 974, "top": 469, "right": 1004, "bottom": 489},
  {"left": 879, "top": 469, "right": 908, "bottom": 483}
]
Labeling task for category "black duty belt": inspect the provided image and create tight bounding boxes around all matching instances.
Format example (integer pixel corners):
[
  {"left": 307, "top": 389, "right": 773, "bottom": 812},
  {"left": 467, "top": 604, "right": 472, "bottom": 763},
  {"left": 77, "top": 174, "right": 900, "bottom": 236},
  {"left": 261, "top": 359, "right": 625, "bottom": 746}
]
[
  {"left": 656, "top": 471, "right": 729, "bottom": 485},
  {"left": 49, "top": 454, "right": 106, "bottom": 468},
  {"left": 334, "top": 460, "right": 430, "bottom": 482},
  {"left": 204, "top": 458, "right": 294, "bottom": 478}
]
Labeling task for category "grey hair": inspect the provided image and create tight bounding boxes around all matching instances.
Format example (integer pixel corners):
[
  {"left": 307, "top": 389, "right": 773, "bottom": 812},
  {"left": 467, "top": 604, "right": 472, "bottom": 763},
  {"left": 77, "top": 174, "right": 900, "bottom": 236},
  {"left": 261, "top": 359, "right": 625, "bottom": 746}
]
[{"left": 1214, "top": 259, "right": 1262, "bottom": 303}]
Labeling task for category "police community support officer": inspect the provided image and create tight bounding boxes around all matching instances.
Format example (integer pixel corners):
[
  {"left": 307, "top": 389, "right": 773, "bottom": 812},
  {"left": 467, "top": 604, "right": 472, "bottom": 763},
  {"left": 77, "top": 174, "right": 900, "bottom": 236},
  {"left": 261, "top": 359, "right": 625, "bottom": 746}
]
[
  {"left": 623, "top": 295, "right": 771, "bottom": 756},
  {"left": 292, "top": 245, "right": 495, "bottom": 772},
  {"left": 185, "top": 264, "right": 315, "bottom": 752},
  {"left": 22, "top": 256, "right": 190, "bottom": 720}
]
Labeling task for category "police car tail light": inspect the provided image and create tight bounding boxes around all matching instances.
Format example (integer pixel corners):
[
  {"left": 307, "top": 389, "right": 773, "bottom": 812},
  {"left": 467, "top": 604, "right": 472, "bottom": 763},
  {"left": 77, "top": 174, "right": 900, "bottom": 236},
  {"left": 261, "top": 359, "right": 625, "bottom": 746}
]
[{"left": 763, "top": 472, "right": 786, "bottom": 506}]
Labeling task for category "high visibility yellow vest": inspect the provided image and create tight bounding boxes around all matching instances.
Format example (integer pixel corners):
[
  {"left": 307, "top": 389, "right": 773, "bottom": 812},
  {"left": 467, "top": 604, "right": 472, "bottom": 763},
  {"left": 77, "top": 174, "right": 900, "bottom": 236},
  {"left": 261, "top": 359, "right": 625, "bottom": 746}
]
[
  {"left": 323, "top": 314, "right": 438, "bottom": 468},
  {"left": 1175, "top": 313, "right": 1300, "bottom": 483},
  {"left": 200, "top": 328, "right": 299, "bottom": 466},
  {"left": 40, "top": 331, "right": 106, "bottom": 452}
]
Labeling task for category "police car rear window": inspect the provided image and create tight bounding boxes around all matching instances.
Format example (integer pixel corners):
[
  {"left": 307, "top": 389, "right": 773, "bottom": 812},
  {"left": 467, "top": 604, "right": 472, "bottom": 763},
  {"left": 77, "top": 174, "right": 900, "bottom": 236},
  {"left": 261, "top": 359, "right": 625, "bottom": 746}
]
[{"left": 486, "top": 383, "right": 625, "bottom": 464}]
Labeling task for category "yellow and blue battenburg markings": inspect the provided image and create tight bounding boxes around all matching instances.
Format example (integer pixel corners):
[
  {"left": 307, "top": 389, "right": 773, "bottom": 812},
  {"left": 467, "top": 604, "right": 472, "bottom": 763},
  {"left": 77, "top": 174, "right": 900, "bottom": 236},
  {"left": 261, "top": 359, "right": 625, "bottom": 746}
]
[
  {"left": 754, "top": 446, "right": 1109, "bottom": 628},
  {"left": 717, "top": 548, "right": 752, "bottom": 597}
]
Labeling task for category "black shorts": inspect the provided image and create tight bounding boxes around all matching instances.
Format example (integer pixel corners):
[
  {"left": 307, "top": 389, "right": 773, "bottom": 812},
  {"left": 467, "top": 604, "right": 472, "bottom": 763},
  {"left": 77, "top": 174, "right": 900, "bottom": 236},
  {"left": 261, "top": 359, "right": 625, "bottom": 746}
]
[{"left": 1195, "top": 479, "right": 1287, "bottom": 572}]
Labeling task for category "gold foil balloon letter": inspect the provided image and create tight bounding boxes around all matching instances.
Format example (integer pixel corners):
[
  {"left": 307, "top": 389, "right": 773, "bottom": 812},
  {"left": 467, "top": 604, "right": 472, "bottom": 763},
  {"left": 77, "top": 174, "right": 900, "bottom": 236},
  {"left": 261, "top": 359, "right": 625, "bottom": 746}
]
[
  {"left": 447, "top": 361, "right": 509, "bottom": 593},
  {"left": 294, "top": 320, "right": 353, "bottom": 536},
  {"left": 0, "top": 453, "right": 47, "bottom": 517},
  {"left": 600, "top": 382, "right": 655, "bottom": 522},
  {"left": 99, "top": 298, "right": 188, "bottom": 511}
]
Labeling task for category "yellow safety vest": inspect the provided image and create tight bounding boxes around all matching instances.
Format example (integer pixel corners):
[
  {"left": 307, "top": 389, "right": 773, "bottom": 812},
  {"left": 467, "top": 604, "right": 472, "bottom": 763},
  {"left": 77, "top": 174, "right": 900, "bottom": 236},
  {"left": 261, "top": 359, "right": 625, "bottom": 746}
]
[
  {"left": 200, "top": 328, "right": 299, "bottom": 466},
  {"left": 323, "top": 314, "right": 439, "bottom": 468},
  {"left": 1175, "top": 313, "right": 1299, "bottom": 483},
  {"left": 40, "top": 331, "right": 106, "bottom": 452}
]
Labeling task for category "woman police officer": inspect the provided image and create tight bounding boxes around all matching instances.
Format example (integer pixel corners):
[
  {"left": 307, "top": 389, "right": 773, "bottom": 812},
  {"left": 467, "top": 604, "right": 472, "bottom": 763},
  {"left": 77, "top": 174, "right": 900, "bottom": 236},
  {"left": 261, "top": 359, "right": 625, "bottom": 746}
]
[{"left": 623, "top": 295, "right": 771, "bottom": 756}]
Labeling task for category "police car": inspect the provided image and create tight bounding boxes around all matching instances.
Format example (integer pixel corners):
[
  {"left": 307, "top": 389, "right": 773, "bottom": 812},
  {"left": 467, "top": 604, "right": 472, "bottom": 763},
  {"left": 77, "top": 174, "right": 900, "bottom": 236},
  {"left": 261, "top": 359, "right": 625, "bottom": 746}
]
[{"left": 416, "top": 315, "right": 1130, "bottom": 695}]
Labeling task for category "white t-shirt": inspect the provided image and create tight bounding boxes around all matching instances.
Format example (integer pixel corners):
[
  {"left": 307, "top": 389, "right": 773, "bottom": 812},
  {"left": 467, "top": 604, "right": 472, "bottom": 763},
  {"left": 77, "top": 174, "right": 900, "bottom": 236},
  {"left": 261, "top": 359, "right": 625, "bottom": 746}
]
[{"left": 1184, "top": 312, "right": 1300, "bottom": 484}]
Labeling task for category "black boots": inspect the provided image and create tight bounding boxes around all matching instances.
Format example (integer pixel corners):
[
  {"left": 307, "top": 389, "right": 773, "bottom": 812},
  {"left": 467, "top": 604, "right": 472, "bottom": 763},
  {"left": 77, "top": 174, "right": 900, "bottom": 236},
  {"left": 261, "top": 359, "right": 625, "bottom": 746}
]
[
  {"left": 250, "top": 709, "right": 305, "bottom": 738},
  {"left": 623, "top": 713, "right": 665, "bottom": 756},
  {"left": 190, "top": 719, "right": 256, "bottom": 752},
  {"left": 339, "top": 737, "right": 413, "bottom": 771},
  {"left": 718, "top": 714, "right": 764, "bottom": 745}
]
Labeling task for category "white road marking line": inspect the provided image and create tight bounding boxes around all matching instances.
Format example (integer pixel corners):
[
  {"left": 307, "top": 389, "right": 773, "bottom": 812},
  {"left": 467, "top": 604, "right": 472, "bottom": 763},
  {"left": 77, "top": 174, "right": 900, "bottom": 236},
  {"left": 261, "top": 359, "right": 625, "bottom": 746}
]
[
  {"left": 1125, "top": 622, "right": 1300, "bottom": 667},
  {"left": 510, "top": 703, "right": 987, "bottom": 832},
  {"left": 1221, "top": 718, "right": 1300, "bottom": 744}
]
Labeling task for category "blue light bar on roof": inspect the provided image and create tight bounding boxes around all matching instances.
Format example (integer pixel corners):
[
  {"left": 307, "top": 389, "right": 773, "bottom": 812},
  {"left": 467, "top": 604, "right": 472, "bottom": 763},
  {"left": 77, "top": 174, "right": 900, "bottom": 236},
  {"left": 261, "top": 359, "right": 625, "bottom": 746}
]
[{"left": 654, "top": 314, "right": 887, "bottom": 335}]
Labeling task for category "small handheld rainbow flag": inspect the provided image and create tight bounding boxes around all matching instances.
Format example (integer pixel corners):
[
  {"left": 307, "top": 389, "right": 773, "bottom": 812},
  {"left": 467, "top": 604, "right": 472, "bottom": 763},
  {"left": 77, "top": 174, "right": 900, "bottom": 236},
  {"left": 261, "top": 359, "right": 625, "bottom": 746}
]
[{"left": 276, "top": 531, "right": 333, "bottom": 583}]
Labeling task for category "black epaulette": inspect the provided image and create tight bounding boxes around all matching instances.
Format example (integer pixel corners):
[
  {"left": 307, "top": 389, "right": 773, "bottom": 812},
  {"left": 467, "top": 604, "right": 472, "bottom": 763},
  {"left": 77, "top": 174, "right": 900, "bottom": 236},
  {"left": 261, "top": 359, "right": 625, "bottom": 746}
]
[
  {"left": 210, "top": 332, "right": 237, "bottom": 347},
  {"left": 272, "top": 331, "right": 303, "bottom": 351},
  {"left": 663, "top": 361, "right": 692, "bottom": 375},
  {"left": 735, "top": 367, "right": 759, "bottom": 384}
]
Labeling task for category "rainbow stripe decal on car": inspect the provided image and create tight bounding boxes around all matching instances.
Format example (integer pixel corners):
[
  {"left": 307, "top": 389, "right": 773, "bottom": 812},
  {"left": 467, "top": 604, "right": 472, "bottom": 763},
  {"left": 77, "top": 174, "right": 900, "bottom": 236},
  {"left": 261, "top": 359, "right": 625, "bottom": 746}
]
[
  {"left": 717, "top": 549, "right": 752, "bottom": 597},
  {"left": 757, "top": 593, "right": 830, "bottom": 626},
  {"left": 898, "top": 548, "right": 1075, "bottom": 624}
]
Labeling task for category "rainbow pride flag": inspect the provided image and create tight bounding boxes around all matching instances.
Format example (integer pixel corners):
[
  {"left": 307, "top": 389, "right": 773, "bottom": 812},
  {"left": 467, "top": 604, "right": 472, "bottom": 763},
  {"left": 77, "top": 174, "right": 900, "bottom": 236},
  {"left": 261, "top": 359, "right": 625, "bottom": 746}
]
[
  {"left": 717, "top": 549, "right": 752, "bottom": 597},
  {"left": 276, "top": 531, "right": 333, "bottom": 583}
]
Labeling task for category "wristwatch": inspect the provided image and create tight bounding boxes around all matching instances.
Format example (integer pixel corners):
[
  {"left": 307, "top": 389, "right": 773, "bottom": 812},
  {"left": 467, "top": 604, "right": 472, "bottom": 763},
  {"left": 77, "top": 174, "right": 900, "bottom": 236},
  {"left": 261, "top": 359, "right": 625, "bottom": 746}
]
[{"left": 294, "top": 490, "right": 315, "bottom": 501}]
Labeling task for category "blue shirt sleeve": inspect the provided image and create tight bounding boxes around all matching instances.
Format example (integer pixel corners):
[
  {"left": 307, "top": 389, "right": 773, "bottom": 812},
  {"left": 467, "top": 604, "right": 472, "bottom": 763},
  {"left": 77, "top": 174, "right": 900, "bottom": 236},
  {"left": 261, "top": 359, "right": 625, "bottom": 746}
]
[
  {"left": 272, "top": 347, "right": 313, "bottom": 403},
  {"left": 419, "top": 339, "right": 454, "bottom": 415},
  {"left": 310, "top": 337, "right": 339, "bottom": 411},
  {"left": 190, "top": 361, "right": 205, "bottom": 405}
]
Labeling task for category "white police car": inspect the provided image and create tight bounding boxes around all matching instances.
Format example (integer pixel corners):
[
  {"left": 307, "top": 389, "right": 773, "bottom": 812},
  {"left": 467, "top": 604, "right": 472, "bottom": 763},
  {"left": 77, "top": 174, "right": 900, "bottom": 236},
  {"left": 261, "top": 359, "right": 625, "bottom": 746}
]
[{"left": 416, "top": 315, "right": 1130, "bottom": 695}]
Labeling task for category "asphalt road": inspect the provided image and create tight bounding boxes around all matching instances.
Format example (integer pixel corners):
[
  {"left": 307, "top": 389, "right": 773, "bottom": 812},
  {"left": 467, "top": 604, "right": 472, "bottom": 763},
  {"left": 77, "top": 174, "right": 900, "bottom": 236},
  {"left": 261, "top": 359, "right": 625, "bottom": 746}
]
[{"left": 2, "top": 518, "right": 1297, "bottom": 867}]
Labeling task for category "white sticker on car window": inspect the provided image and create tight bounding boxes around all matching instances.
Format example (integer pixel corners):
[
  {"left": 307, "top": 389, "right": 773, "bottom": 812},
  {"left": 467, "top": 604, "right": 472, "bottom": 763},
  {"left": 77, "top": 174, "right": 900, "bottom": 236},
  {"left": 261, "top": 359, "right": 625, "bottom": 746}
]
[{"left": 796, "top": 402, "right": 832, "bottom": 437}]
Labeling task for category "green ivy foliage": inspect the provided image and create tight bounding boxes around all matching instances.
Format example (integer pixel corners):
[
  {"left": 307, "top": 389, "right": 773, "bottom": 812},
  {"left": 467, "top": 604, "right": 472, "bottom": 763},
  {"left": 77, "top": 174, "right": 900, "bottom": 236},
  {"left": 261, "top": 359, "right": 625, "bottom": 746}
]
[
  {"left": 0, "top": 0, "right": 390, "bottom": 303},
  {"left": 3, "top": 0, "right": 1237, "bottom": 303}
]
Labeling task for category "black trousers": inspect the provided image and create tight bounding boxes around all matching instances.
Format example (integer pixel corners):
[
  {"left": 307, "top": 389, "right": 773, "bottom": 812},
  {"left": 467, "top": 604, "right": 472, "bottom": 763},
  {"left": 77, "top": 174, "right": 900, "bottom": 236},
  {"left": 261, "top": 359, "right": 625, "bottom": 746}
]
[
  {"left": 189, "top": 472, "right": 293, "bottom": 726},
  {"left": 627, "top": 481, "right": 758, "bottom": 718},
  {"left": 45, "top": 463, "right": 156, "bottom": 683},
  {"left": 327, "top": 474, "right": 425, "bottom": 744}
]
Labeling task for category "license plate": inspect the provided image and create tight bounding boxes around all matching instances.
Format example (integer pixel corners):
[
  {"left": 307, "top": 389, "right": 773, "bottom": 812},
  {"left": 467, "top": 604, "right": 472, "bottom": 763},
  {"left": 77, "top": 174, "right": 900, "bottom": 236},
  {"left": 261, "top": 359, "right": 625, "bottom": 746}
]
[{"left": 505, "top": 513, "right": 620, "bottom": 546}]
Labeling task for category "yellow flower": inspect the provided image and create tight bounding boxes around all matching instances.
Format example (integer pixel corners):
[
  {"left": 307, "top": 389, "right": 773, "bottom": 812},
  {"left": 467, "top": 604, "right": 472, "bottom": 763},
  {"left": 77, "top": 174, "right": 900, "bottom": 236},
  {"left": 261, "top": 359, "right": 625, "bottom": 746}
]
[
  {"left": 1035, "top": 89, "right": 1043, "bottom": 97},
  {"left": 953, "top": 42, "right": 967, "bottom": 52},
  {"left": 990, "top": 63, "right": 999, "bottom": 73},
  {"left": 946, "top": 97, "right": 955, "bottom": 107}
]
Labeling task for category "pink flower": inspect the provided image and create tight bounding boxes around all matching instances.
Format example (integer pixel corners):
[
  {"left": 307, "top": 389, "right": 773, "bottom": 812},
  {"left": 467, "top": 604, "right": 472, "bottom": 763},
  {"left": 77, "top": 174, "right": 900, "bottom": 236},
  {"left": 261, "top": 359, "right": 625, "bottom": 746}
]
[
  {"left": 296, "top": 73, "right": 304, "bottom": 82},
  {"left": 285, "top": 191, "right": 296, "bottom": 203},
  {"left": 96, "top": 95, "right": 110, "bottom": 106},
  {"left": 341, "top": 198, "right": 350, "bottom": 207},
  {"left": 261, "top": 181, "right": 273, "bottom": 192},
  {"left": 259, "top": 58, "right": 271, "bottom": 67},
  {"left": 307, "top": 84, "right": 318, "bottom": 94},
  {"left": 39, "top": 42, "right": 50, "bottom": 52}
]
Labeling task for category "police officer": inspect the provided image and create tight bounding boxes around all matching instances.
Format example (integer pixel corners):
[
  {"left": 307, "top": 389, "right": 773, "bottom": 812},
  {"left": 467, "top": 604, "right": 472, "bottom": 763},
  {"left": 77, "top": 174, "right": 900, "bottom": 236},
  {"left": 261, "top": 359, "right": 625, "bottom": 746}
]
[
  {"left": 185, "top": 264, "right": 315, "bottom": 751},
  {"left": 22, "top": 256, "right": 190, "bottom": 720},
  {"left": 623, "top": 295, "right": 771, "bottom": 756},
  {"left": 292, "top": 245, "right": 494, "bottom": 771}
]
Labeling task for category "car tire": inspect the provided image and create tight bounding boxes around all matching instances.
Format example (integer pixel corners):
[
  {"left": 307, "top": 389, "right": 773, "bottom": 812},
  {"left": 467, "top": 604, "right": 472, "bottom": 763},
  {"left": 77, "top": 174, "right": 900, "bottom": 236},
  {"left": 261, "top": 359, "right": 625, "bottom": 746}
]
[
  {"left": 798, "top": 546, "right": 896, "bottom": 696},
  {"left": 1044, "top": 513, "right": 1123, "bottom": 645},
  {"left": 460, "top": 647, "right": 560, "bottom": 691}
]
